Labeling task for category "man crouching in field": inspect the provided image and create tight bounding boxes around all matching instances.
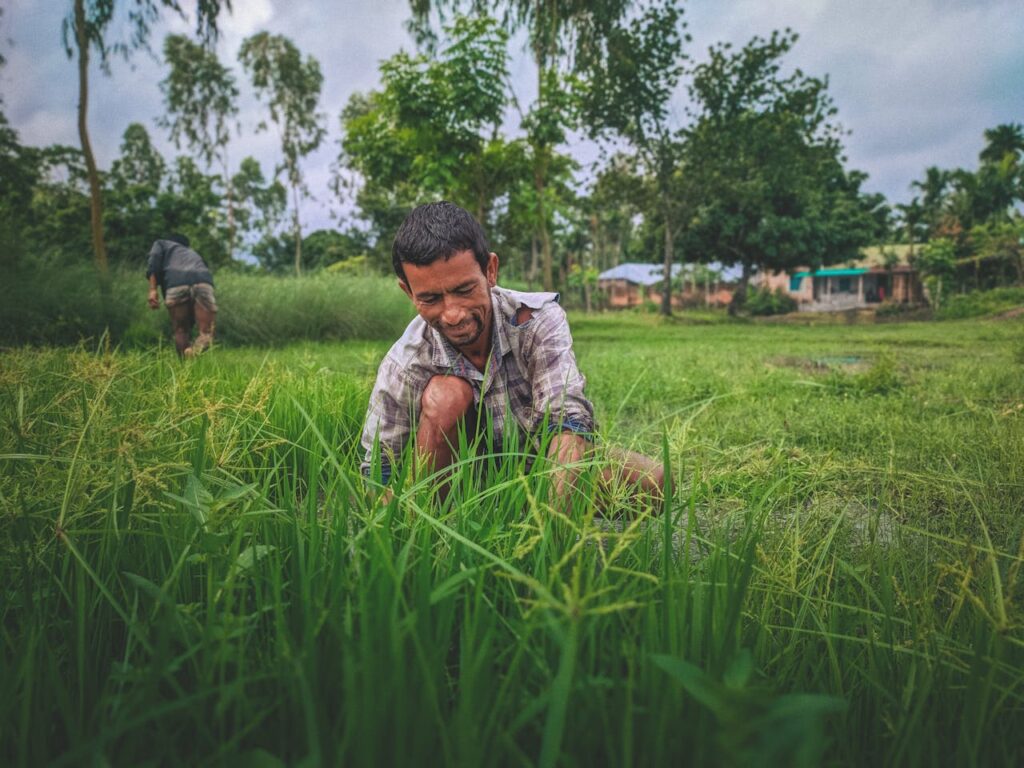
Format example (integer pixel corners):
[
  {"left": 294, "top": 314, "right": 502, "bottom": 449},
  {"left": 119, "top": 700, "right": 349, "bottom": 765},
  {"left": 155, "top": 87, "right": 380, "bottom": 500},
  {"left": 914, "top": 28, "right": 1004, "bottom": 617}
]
[
  {"left": 146, "top": 234, "right": 217, "bottom": 358},
  {"left": 359, "top": 201, "right": 663, "bottom": 506}
]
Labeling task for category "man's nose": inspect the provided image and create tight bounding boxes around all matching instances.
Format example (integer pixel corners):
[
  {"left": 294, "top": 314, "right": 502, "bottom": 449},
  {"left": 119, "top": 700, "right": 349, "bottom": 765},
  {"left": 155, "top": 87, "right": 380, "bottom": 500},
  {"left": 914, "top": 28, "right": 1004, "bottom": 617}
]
[{"left": 441, "top": 299, "right": 466, "bottom": 326}]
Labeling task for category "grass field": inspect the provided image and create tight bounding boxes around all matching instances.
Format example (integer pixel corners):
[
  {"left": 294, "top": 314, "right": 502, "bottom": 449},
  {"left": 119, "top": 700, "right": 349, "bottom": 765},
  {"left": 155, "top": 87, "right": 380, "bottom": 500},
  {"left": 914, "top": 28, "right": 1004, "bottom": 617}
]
[{"left": 2, "top": 313, "right": 1023, "bottom": 766}]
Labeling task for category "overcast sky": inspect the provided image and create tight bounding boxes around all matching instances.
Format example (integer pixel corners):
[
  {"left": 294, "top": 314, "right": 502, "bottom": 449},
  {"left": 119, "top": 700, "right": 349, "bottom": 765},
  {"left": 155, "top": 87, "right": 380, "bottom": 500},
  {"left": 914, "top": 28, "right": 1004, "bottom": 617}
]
[{"left": 2, "top": 0, "right": 1022, "bottom": 234}]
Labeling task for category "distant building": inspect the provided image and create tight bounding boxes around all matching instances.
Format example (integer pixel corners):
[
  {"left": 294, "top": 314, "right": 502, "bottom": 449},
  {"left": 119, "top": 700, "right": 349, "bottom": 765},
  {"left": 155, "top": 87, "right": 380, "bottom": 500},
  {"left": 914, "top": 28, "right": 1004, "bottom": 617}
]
[
  {"left": 598, "top": 263, "right": 683, "bottom": 308},
  {"left": 598, "top": 263, "right": 735, "bottom": 308},
  {"left": 755, "top": 245, "right": 925, "bottom": 312}
]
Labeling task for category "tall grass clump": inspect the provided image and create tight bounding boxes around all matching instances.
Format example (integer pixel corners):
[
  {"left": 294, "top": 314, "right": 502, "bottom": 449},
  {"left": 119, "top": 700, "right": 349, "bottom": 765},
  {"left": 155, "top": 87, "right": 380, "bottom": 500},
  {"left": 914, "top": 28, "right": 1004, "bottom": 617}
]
[
  {"left": 1, "top": 316, "right": 1023, "bottom": 765},
  {"left": 936, "top": 286, "right": 1024, "bottom": 319},
  {"left": 0, "top": 262, "right": 161, "bottom": 347},
  {"left": 215, "top": 272, "right": 414, "bottom": 346},
  {"left": 0, "top": 265, "right": 413, "bottom": 348}
]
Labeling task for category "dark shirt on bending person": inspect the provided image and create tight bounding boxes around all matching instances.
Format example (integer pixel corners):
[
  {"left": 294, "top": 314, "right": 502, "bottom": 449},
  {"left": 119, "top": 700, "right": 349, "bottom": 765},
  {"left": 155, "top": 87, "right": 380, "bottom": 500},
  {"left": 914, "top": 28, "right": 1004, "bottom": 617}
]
[{"left": 146, "top": 239, "right": 214, "bottom": 294}]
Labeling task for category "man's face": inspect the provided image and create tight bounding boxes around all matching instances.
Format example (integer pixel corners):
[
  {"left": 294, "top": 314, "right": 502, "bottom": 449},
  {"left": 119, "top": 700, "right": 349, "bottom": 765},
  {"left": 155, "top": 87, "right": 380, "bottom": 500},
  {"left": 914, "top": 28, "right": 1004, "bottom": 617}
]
[{"left": 400, "top": 249, "right": 499, "bottom": 350}]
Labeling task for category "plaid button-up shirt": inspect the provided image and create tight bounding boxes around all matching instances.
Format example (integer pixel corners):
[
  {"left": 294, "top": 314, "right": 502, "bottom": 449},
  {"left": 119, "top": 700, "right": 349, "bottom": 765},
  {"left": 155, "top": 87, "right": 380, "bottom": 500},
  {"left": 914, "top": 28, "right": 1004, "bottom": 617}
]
[{"left": 360, "top": 286, "right": 595, "bottom": 480}]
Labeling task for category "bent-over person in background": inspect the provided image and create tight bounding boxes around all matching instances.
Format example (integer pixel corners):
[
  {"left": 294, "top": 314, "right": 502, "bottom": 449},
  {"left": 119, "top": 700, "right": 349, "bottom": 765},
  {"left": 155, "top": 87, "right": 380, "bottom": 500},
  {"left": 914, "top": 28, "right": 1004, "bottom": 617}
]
[
  {"left": 146, "top": 234, "right": 217, "bottom": 358},
  {"left": 360, "top": 201, "right": 664, "bottom": 509}
]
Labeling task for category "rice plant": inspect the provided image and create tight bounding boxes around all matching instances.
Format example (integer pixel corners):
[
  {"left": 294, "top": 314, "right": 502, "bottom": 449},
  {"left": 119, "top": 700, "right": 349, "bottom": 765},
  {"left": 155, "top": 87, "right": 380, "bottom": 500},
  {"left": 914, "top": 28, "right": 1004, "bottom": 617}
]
[{"left": 1, "top": 314, "right": 1022, "bottom": 765}]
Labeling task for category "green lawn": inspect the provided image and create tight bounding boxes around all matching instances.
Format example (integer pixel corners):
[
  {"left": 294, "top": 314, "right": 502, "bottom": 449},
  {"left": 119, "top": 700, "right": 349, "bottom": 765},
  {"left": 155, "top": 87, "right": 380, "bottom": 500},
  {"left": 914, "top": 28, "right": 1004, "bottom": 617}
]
[{"left": 2, "top": 314, "right": 1023, "bottom": 766}]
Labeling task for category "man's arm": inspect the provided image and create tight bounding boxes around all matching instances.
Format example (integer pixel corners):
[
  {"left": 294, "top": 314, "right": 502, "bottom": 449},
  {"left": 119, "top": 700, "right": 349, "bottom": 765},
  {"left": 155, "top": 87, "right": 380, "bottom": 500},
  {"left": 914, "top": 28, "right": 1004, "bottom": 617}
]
[
  {"left": 360, "top": 356, "right": 415, "bottom": 487},
  {"left": 146, "top": 241, "right": 162, "bottom": 309},
  {"left": 524, "top": 304, "right": 596, "bottom": 509}
]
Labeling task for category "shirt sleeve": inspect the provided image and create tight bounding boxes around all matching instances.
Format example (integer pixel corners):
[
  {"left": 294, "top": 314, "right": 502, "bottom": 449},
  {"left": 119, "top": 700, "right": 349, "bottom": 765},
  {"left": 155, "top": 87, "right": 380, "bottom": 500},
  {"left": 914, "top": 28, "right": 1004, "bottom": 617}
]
[
  {"left": 360, "top": 356, "right": 416, "bottom": 483},
  {"left": 145, "top": 241, "right": 164, "bottom": 280},
  {"left": 524, "top": 303, "right": 595, "bottom": 436}
]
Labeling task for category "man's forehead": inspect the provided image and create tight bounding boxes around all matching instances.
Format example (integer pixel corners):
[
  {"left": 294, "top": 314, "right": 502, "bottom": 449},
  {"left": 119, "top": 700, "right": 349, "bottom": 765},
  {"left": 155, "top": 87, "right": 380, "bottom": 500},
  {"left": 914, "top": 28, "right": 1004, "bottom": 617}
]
[{"left": 404, "top": 250, "right": 483, "bottom": 287}]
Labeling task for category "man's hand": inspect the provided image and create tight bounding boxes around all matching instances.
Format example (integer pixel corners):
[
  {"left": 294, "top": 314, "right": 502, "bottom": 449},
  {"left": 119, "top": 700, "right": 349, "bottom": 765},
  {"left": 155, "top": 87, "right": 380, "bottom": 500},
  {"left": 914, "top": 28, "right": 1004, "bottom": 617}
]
[
  {"left": 547, "top": 431, "right": 589, "bottom": 514},
  {"left": 148, "top": 289, "right": 160, "bottom": 310}
]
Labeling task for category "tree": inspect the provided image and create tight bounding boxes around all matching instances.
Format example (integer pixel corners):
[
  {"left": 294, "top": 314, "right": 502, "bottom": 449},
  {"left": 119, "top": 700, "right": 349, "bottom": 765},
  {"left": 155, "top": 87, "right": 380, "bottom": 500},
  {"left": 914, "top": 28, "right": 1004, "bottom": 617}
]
[
  {"left": 577, "top": 0, "right": 688, "bottom": 315},
  {"left": 110, "top": 122, "right": 165, "bottom": 191},
  {"left": 968, "top": 219, "right": 1024, "bottom": 287},
  {"left": 106, "top": 123, "right": 166, "bottom": 263},
  {"left": 584, "top": 154, "right": 647, "bottom": 273},
  {"left": 154, "top": 156, "right": 229, "bottom": 267},
  {"left": 980, "top": 123, "right": 1024, "bottom": 165},
  {"left": 409, "top": 1, "right": 633, "bottom": 291},
  {"left": 974, "top": 124, "right": 1024, "bottom": 224},
  {"left": 231, "top": 156, "right": 287, "bottom": 257},
  {"left": 894, "top": 197, "right": 925, "bottom": 261},
  {"left": 917, "top": 237, "right": 956, "bottom": 308},
  {"left": 62, "top": 0, "right": 230, "bottom": 279},
  {"left": 681, "top": 30, "right": 877, "bottom": 313},
  {"left": 911, "top": 166, "right": 951, "bottom": 237},
  {"left": 339, "top": 16, "right": 532, "bottom": 263},
  {"left": 0, "top": 111, "right": 44, "bottom": 266},
  {"left": 23, "top": 145, "right": 94, "bottom": 265},
  {"left": 160, "top": 34, "right": 240, "bottom": 257},
  {"left": 239, "top": 32, "right": 326, "bottom": 276}
]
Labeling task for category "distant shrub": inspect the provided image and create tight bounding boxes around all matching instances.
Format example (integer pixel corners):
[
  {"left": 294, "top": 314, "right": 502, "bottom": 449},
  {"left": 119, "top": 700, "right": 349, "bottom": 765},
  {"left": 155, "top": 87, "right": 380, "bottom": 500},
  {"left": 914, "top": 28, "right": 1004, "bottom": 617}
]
[
  {"left": 827, "top": 354, "right": 902, "bottom": 396},
  {"left": 747, "top": 288, "right": 797, "bottom": 316},
  {"left": 856, "top": 355, "right": 902, "bottom": 394},
  {"left": 936, "top": 287, "right": 1024, "bottom": 320},
  {"left": 874, "top": 301, "right": 910, "bottom": 318}
]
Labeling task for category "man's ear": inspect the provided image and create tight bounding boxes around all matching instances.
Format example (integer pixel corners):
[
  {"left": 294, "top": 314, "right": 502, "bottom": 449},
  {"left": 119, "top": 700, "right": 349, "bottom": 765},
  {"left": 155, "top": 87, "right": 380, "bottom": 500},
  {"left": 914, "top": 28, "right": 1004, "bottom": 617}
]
[
  {"left": 486, "top": 252, "right": 499, "bottom": 287},
  {"left": 398, "top": 277, "right": 413, "bottom": 300}
]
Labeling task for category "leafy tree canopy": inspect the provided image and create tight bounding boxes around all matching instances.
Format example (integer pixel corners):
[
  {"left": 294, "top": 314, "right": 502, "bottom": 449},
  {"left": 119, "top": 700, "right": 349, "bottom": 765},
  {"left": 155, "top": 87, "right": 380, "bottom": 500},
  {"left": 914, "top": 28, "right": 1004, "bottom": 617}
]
[
  {"left": 683, "top": 30, "right": 878, "bottom": 284},
  {"left": 339, "top": 16, "right": 524, "bottom": 241}
]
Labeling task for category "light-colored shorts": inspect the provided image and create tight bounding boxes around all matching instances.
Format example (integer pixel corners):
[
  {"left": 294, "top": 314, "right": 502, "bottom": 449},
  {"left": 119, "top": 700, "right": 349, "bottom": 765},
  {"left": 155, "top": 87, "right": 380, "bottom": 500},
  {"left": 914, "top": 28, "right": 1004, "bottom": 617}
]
[{"left": 165, "top": 283, "right": 218, "bottom": 312}]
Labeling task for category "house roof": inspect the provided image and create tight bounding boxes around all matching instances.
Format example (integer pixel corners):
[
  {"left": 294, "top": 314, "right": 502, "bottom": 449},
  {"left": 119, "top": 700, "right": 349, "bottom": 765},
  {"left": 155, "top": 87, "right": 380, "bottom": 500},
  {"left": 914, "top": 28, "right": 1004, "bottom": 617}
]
[
  {"left": 598, "top": 263, "right": 682, "bottom": 286},
  {"left": 794, "top": 268, "right": 868, "bottom": 278},
  {"left": 850, "top": 244, "right": 916, "bottom": 269},
  {"left": 768, "top": 245, "right": 919, "bottom": 280}
]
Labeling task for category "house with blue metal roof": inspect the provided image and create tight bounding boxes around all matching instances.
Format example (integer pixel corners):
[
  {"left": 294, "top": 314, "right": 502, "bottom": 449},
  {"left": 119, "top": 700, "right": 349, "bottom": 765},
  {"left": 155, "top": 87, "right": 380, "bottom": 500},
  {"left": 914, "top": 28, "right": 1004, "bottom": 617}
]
[
  {"left": 597, "top": 263, "right": 735, "bottom": 308},
  {"left": 597, "top": 263, "right": 682, "bottom": 308}
]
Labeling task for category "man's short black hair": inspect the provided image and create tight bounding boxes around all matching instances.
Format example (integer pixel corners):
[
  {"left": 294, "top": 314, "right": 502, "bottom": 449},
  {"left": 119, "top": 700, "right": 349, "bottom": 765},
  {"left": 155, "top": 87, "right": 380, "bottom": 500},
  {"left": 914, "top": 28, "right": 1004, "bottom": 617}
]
[
  {"left": 392, "top": 201, "right": 490, "bottom": 283},
  {"left": 167, "top": 233, "right": 191, "bottom": 248}
]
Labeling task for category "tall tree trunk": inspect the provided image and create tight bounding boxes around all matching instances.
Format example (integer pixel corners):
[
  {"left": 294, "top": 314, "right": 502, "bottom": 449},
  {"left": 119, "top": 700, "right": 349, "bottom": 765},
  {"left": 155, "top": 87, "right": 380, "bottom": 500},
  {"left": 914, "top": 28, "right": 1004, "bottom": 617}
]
[
  {"left": 226, "top": 180, "right": 236, "bottom": 261},
  {"left": 583, "top": 266, "right": 593, "bottom": 313},
  {"left": 528, "top": 236, "right": 539, "bottom": 289},
  {"left": 74, "top": 0, "right": 108, "bottom": 280},
  {"left": 533, "top": 59, "right": 555, "bottom": 293},
  {"left": 291, "top": 181, "right": 302, "bottom": 276},
  {"left": 223, "top": 154, "right": 236, "bottom": 261},
  {"left": 660, "top": 194, "right": 673, "bottom": 317},
  {"left": 729, "top": 262, "right": 751, "bottom": 316},
  {"left": 535, "top": 150, "right": 554, "bottom": 292}
]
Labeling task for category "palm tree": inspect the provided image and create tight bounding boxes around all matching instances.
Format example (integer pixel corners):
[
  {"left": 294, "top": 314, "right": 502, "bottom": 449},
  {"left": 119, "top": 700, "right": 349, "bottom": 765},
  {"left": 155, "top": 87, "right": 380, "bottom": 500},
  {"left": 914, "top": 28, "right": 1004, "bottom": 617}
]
[
  {"left": 895, "top": 197, "right": 925, "bottom": 258},
  {"left": 980, "top": 122, "right": 1024, "bottom": 165},
  {"left": 911, "top": 166, "right": 951, "bottom": 237}
]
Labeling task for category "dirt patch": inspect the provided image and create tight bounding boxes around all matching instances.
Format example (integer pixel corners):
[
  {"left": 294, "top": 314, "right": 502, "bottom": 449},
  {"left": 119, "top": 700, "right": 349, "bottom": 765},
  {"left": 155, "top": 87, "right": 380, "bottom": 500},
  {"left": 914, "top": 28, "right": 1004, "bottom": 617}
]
[
  {"left": 993, "top": 306, "right": 1024, "bottom": 320},
  {"left": 767, "top": 354, "right": 867, "bottom": 372},
  {"left": 757, "top": 309, "right": 876, "bottom": 325}
]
